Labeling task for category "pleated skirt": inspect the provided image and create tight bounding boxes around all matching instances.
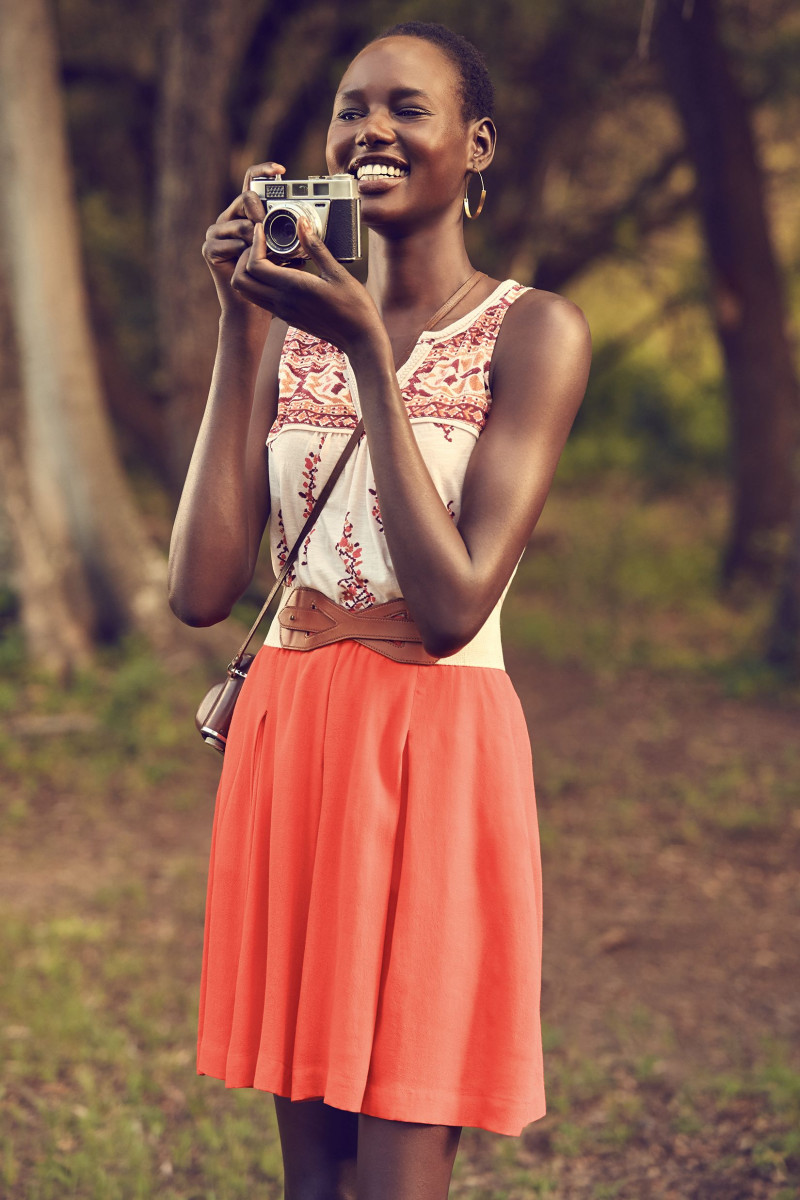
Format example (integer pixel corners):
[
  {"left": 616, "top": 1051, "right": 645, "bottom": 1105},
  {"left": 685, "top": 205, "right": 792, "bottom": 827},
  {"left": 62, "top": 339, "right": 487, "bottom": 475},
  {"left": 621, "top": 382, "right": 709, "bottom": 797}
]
[{"left": 196, "top": 639, "right": 545, "bottom": 1136}]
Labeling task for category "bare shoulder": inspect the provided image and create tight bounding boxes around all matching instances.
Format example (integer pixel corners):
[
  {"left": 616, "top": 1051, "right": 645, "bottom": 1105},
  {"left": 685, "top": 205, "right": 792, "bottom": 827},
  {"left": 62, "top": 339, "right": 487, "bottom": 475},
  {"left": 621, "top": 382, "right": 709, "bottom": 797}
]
[
  {"left": 252, "top": 317, "right": 290, "bottom": 407},
  {"left": 492, "top": 286, "right": 591, "bottom": 375},
  {"left": 489, "top": 286, "right": 592, "bottom": 420},
  {"left": 262, "top": 315, "right": 291, "bottom": 369},
  {"left": 243, "top": 318, "right": 290, "bottom": 464}
]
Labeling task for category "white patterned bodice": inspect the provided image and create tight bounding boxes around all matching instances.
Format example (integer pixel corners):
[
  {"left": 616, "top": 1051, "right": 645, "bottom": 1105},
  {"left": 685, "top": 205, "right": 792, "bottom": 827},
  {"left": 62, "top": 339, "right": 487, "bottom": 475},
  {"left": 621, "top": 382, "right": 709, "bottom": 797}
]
[{"left": 263, "top": 279, "right": 531, "bottom": 668}]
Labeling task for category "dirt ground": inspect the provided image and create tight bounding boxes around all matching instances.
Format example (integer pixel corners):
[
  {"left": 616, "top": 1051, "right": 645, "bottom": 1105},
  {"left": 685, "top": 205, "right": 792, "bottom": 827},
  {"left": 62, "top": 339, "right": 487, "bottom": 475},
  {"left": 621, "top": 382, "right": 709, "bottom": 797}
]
[{"left": 492, "top": 649, "right": 800, "bottom": 1199}]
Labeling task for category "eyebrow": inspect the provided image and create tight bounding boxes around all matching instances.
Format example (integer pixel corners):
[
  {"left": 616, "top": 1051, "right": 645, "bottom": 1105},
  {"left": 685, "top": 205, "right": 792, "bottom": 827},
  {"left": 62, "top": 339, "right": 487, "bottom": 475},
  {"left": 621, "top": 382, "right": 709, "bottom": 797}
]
[{"left": 337, "top": 87, "right": 433, "bottom": 102}]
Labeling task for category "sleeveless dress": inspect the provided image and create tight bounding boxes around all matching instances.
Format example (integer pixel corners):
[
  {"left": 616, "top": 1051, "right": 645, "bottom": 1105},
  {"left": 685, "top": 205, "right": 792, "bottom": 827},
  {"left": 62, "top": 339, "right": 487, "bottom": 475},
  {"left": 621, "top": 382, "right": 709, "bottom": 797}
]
[{"left": 196, "top": 279, "right": 546, "bottom": 1137}]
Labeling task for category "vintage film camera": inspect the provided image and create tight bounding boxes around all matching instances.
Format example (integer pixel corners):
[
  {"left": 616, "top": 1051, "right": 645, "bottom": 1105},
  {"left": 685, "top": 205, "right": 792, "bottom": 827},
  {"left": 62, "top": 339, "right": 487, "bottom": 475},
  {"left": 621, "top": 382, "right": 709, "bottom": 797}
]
[{"left": 249, "top": 173, "right": 362, "bottom": 262}]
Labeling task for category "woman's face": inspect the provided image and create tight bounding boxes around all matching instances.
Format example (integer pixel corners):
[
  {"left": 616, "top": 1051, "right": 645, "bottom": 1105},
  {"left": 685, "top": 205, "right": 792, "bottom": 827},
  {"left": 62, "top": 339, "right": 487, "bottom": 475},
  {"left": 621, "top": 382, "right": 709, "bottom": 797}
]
[{"left": 326, "top": 37, "right": 475, "bottom": 233}]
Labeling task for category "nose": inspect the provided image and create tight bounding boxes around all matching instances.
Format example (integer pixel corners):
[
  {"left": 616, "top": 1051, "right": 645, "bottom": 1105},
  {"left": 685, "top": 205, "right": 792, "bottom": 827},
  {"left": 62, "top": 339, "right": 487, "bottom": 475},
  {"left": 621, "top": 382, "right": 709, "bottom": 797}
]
[{"left": 355, "top": 106, "right": 396, "bottom": 148}]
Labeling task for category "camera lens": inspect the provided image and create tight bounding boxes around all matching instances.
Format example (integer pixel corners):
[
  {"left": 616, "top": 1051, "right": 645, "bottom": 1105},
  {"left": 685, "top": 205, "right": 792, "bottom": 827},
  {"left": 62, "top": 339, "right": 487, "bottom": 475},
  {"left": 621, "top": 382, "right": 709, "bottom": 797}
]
[
  {"left": 263, "top": 201, "right": 326, "bottom": 259},
  {"left": 265, "top": 211, "right": 298, "bottom": 251}
]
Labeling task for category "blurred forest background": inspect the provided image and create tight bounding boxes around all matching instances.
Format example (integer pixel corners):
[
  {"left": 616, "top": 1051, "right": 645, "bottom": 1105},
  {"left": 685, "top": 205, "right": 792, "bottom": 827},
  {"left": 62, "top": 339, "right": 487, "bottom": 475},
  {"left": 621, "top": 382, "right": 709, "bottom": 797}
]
[{"left": 0, "top": 0, "right": 799, "bottom": 1197}]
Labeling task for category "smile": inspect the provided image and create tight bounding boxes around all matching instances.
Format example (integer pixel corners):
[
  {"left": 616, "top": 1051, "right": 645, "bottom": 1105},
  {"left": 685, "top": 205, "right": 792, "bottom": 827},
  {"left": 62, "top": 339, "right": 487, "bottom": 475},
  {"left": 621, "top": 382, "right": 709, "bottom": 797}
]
[{"left": 355, "top": 163, "right": 409, "bottom": 180}]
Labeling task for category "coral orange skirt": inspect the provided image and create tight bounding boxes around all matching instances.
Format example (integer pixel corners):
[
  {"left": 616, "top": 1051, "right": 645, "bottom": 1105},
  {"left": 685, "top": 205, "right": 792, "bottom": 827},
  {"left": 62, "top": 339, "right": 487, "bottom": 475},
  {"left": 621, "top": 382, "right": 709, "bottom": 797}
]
[{"left": 196, "top": 640, "right": 545, "bottom": 1136}]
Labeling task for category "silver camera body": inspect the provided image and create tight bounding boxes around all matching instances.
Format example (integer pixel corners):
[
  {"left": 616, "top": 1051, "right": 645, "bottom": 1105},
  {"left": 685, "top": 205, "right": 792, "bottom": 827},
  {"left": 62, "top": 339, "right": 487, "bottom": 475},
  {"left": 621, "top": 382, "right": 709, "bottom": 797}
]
[{"left": 250, "top": 173, "right": 362, "bottom": 262}]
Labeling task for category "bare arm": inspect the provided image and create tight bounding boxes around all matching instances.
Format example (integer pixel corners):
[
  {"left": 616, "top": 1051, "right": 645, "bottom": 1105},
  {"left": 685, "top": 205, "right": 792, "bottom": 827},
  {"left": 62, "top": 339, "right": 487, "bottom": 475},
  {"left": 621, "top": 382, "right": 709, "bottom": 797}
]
[
  {"left": 167, "top": 313, "right": 286, "bottom": 626},
  {"left": 168, "top": 160, "right": 293, "bottom": 627},
  {"left": 347, "top": 289, "right": 591, "bottom": 656}
]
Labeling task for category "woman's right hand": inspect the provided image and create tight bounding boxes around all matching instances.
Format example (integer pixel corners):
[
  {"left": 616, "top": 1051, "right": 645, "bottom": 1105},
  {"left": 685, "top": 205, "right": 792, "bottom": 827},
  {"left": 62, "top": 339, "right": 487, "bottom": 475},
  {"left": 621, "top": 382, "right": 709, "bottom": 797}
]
[{"left": 202, "top": 161, "right": 286, "bottom": 318}]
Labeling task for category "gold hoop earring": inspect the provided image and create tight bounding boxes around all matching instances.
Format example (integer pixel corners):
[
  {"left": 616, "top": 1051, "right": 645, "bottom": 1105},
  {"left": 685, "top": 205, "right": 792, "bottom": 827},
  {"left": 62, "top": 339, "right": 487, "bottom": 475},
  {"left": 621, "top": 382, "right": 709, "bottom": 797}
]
[{"left": 463, "top": 170, "right": 486, "bottom": 220}]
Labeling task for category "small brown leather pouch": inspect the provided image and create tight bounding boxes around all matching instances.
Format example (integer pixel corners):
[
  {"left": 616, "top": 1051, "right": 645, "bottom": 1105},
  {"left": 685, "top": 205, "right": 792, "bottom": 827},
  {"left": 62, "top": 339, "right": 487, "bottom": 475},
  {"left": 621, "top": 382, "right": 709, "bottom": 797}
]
[{"left": 195, "top": 654, "right": 255, "bottom": 753}]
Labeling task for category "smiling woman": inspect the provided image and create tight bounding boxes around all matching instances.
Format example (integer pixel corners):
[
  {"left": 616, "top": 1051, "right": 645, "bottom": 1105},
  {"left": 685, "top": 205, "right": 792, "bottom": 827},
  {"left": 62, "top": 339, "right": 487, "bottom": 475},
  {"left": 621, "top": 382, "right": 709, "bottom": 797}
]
[{"left": 168, "top": 19, "right": 591, "bottom": 1200}]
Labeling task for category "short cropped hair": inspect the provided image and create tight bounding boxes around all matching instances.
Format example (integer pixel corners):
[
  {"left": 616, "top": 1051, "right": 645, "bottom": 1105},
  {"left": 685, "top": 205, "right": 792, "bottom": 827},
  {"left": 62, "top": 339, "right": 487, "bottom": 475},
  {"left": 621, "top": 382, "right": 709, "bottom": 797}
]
[{"left": 374, "top": 21, "right": 495, "bottom": 123}]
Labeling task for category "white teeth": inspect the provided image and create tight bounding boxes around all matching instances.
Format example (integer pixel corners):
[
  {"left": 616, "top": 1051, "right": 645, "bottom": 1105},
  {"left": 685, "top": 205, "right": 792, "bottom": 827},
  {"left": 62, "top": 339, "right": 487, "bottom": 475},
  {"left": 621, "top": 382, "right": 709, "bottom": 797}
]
[{"left": 356, "top": 163, "right": 408, "bottom": 179}]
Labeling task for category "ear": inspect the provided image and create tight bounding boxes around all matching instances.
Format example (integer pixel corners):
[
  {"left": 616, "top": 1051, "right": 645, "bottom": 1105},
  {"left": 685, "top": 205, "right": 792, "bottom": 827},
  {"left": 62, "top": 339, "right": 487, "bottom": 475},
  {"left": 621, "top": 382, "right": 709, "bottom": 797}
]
[{"left": 468, "top": 117, "right": 497, "bottom": 173}]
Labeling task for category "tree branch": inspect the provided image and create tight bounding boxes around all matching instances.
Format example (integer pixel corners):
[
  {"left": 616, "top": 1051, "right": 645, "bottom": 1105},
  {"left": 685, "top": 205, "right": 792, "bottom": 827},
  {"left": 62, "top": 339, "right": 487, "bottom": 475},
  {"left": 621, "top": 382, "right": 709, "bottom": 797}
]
[{"left": 534, "top": 148, "right": 693, "bottom": 291}]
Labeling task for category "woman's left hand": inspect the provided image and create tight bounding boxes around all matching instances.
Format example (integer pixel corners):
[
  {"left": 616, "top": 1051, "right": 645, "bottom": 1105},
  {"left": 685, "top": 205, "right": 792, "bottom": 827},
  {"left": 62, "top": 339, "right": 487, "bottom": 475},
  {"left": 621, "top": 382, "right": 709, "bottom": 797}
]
[{"left": 230, "top": 214, "right": 384, "bottom": 356}]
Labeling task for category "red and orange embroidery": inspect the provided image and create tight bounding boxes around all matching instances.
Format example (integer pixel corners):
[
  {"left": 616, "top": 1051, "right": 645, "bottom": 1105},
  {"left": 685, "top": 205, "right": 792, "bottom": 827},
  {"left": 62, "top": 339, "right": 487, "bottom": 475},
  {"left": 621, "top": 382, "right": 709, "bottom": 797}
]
[
  {"left": 336, "top": 512, "right": 376, "bottom": 609},
  {"left": 269, "top": 286, "right": 525, "bottom": 443},
  {"left": 298, "top": 435, "right": 326, "bottom": 565}
]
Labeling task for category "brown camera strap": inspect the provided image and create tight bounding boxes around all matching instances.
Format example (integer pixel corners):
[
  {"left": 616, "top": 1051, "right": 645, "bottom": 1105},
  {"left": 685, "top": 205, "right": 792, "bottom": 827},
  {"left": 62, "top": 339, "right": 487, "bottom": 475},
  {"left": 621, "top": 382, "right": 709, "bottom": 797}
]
[
  {"left": 229, "top": 417, "right": 364, "bottom": 668},
  {"left": 229, "top": 269, "right": 485, "bottom": 669}
]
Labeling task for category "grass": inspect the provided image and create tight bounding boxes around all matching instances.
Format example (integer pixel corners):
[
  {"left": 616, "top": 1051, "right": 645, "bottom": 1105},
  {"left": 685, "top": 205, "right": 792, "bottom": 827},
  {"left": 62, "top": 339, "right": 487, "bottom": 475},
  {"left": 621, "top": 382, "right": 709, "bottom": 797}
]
[
  {"left": 0, "top": 889, "right": 285, "bottom": 1199},
  {"left": 659, "top": 755, "right": 800, "bottom": 844}
]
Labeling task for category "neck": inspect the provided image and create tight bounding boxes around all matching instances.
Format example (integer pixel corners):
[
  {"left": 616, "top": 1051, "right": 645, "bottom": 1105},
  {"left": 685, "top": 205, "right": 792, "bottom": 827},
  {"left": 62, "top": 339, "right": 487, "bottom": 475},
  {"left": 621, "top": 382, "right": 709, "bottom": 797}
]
[{"left": 365, "top": 214, "right": 475, "bottom": 317}]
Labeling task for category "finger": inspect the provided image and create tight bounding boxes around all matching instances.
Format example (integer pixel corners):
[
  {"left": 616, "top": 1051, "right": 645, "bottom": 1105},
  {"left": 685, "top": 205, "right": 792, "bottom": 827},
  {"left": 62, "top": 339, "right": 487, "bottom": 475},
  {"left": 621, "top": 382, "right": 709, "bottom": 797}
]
[
  {"left": 216, "top": 187, "right": 266, "bottom": 227},
  {"left": 231, "top": 236, "right": 302, "bottom": 315},
  {"left": 248, "top": 218, "right": 269, "bottom": 268},
  {"left": 242, "top": 190, "right": 266, "bottom": 224},
  {"left": 216, "top": 193, "right": 249, "bottom": 223},
  {"left": 231, "top": 238, "right": 278, "bottom": 300},
  {"left": 218, "top": 162, "right": 286, "bottom": 224},
  {"left": 243, "top": 220, "right": 287, "bottom": 286},
  {"left": 204, "top": 237, "right": 247, "bottom": 265},
  {"left": 242, "top": 161, "right": 285, "bottom": 193},
  {"left": 208, "top": 218, "right": 256, "bottom": 243},
  {"left": 296, "top": 214, "right": 341, "bottom": 279}
]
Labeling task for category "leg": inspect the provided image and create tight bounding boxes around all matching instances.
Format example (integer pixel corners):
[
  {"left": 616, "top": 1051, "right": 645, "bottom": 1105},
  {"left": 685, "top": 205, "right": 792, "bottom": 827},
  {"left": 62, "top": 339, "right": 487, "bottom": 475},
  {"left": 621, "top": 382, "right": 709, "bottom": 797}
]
[
  {"left": 272, "top": 1094, "right": 359, "bottom": 1200},
  {"left": 356, "top": 1113, "right": 462, "bottom": 1200}
]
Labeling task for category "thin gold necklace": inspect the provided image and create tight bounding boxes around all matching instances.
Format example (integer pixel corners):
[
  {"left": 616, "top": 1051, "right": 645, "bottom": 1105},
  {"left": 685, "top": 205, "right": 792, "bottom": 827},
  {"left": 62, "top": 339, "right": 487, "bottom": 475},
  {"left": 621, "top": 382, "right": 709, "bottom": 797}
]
[{"left": 391, "top": 270, "right": 485, "bottom": 371}]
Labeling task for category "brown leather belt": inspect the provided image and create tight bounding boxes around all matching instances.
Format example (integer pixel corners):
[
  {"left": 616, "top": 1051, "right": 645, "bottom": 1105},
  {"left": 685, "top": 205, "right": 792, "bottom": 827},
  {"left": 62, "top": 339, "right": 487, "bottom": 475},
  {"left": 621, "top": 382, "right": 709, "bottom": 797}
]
[{"left": 277, "top": 586, "right": 439, "bottom": 665}]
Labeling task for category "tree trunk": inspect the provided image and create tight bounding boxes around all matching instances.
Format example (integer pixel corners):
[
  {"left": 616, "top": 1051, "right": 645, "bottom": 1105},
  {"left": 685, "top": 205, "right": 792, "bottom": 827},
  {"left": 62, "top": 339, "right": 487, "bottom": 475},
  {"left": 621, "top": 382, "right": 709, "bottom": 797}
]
[
  {"left": 154, "top": 0, "right": 265, "bottom": 491},
  {"left": 655, "top": 0, "right": 800, "bottom": 585},
  {"left": 0, "top": 254, "right": 93, "bottom": 677},
  {"left": 88, "top": 282, "right": 173, "bottom": 486},
  {"left": 766, "top": 509, "right": 800, "bottom": 675},
  {"left": 0, "top": 0, "right": 176, "bottom": 666}
]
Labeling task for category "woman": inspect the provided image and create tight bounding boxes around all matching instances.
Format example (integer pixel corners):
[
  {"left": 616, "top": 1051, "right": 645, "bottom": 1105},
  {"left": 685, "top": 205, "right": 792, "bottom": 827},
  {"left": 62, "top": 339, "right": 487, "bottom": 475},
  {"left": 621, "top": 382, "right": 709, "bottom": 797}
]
[{"left": 169, "top": 20, "right": 591, "bottom": 1200}]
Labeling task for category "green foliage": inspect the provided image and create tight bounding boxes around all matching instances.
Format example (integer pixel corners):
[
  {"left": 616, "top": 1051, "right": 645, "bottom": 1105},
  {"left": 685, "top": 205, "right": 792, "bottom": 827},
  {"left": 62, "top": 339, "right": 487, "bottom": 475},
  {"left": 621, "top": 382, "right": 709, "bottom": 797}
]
[
  {"left": 0, "top": 634, "right": 215, "bottom": 835},
  {"left": 564, "top": 354, "right": 728, "bottom": 486},
  {"left": 503, "top": 475, "right": 800, "bottom": 696}
]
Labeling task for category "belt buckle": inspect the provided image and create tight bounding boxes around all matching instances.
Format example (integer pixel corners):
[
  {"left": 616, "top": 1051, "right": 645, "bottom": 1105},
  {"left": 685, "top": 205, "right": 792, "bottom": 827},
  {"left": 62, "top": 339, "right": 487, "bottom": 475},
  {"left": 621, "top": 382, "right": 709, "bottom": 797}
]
[{"left": 279, "top": 588, "right": 331, "bottom": 647}]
